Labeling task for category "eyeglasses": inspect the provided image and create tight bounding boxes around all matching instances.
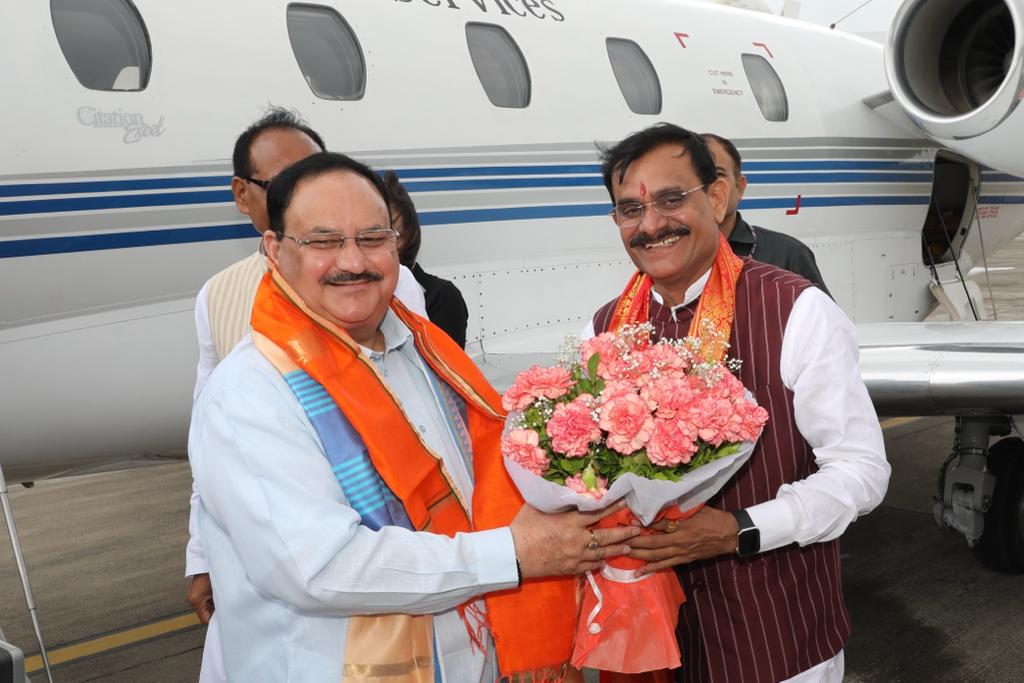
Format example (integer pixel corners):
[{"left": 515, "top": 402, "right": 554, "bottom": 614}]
[
  {"left": 240, "top": 176, "right": 271, "bottom": 190},
  {"left": 282, "top": 228, "right": 399, "bottom": 254},
  {"left": 610, "top": 184, "right": 707, "bottom": 229}
]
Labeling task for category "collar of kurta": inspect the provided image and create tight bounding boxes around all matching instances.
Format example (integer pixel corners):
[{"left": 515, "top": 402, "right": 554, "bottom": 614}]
[{"left": 609, "top": 232, "right": 744, "bottom": 364}]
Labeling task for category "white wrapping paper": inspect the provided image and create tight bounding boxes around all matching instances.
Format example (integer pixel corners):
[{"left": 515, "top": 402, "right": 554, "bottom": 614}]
[{"left": 503, "top": 438, "right": 755, "bottom": 526}]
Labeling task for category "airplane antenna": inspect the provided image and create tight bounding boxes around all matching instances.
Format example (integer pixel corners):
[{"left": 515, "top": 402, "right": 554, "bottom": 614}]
[
  {"left": 970, "top": 182, "right": 999, "bottom": 319},
  {"left": 0, "top": 465, "right": 55, "bottom": 683},
  {"left": 829, "top": 0, "right": 878, "bottom": 29}
]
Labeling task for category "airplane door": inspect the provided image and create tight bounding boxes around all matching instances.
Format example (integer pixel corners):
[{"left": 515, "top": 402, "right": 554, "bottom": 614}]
[
  {"left": 922, "top": 154, "right": 980, "bottom": 267},
  {"left": 922, "top": 153, "right": 986, "bottom": 320}
]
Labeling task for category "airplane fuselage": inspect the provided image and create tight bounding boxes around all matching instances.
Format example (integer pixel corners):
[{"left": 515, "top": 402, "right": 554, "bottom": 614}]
[{"left": 2, "top": 0, "right": 1024, "bottom": 481}]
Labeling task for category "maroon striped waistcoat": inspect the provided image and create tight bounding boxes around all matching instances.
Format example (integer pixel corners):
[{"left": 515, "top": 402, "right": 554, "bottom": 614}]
[{"left": 592, "top": 260, "right": 849, "bottom": 683}]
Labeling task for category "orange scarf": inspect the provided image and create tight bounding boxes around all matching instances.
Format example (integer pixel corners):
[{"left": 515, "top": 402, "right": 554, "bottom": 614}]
[
  {"left": 609, "top": 233, "right": 743, "bottom": 362},
  {"left": 251, "top": 267, "right": 577, "bottom": 681}
]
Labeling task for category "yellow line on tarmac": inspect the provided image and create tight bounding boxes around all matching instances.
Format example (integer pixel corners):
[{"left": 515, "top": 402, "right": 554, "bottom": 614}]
[
  {"left": 25, "top": 612, "right": 200, "bottom": 673},
  {"left": 880, "top": 417, "right": 923, "bottom": 430}
]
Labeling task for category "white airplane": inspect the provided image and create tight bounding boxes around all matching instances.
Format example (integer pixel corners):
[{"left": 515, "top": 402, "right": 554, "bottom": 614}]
[{"left": 2, "top": 0, "right": 1024, "bottom": 618}]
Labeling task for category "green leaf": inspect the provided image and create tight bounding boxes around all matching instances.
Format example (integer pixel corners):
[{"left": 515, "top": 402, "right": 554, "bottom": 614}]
[
  {"left": 559, "top": 458, "right": 587, "bottom": 474},
  {"left": 582, "top": 463, "right": 598, "bottom": 490},
  {"left": 587, "top": 353, "right": 601, "bottom": 381}
]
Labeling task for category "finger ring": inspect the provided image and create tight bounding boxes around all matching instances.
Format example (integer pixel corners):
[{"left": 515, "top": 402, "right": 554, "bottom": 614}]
[
  {"left": 586, "top": 531, "right": 599, "bottom": 551},
  {"left": 665, "top": 520, "right": 680, "bottom": 533}
]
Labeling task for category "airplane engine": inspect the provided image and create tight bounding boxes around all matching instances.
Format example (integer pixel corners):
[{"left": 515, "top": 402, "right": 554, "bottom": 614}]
[{"left": 885, "top": 0, "right": 1024, "bottom": 176}]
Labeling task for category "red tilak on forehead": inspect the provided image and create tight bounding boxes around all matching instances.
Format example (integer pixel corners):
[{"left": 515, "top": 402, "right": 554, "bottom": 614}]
[{"left": 640, "top": 182, "right": 648, "bottom": 198}]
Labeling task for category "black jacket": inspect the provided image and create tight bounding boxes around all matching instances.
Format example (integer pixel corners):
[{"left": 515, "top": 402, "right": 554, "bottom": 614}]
[
  {"left": 411, "top": 263, "right": 469, "bottom": 349},
  {"left": 727, "top": 213, "right": 831, "bottom": 297}
]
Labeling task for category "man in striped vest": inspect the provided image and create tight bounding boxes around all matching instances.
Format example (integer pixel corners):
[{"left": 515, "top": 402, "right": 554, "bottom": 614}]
[
  {"left": 185, "top": 109, "right": 427, "bottom": 683},
  {"left": 586, "top": 123, "right": 890, "bottom": 683}
]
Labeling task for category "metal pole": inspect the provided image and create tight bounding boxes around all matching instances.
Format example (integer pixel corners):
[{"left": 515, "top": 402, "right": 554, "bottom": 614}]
[{"left": 0, "top": 464, "right": 54, "bottom": 683}]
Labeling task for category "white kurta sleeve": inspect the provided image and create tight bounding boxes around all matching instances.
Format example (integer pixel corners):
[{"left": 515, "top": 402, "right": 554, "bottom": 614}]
[
  {"left": 186, "top": 282, "right": 217, "bottom": 577},
  {"left": 185, "top": 479, "right": 210, "bottom": 577},
  {"left": 193, "top": 282, "right": 218, "bottom": 400},
  {"left": 745, "top": 288, "right": 890, "bottom": 552},
  {"left": 190, "top": 364, "right": 520, "bottom": 616}
]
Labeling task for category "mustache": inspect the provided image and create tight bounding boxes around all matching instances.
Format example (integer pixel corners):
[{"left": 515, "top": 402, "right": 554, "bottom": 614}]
[
  {"left": 629, "top": 225, "right": 691, "bottom": 248},
  {"left": 320, "top": 270, "right": 384, "bottom": 285}
]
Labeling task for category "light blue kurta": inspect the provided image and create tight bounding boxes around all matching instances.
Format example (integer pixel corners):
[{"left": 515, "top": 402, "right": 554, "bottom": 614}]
[{"left": 189, "top": 311, "right": 519, "bottom": 682}]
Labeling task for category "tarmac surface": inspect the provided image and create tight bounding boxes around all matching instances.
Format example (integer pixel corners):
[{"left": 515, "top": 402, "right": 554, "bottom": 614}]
[{"left": 2, "top": 238, "right": 1023, "bottom": 682}]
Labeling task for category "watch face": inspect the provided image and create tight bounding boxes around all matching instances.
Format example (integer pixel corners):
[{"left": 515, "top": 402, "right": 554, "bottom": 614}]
[{"left": 738, "top": 527, "right": 760, "bottom": 557}]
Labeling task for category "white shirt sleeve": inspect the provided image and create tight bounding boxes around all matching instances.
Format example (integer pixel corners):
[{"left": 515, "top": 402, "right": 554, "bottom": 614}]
[
  {"left": 395, "top": 265, "right": 428, "bottom": 318},
  {"left": 185, "top": 479, "right": 209, "bottom": 577},
  {"left": 193, "top": 282, "right": 218, "bottom": 400},
  {"left": 190, "top": 365, "right": 520, "bottom": 615},
  {"left": 186, "top": 282, "right": 217, "bottom": 577},
  {"left": 745, "top": 288, "right": 890, "bottom": 552}
]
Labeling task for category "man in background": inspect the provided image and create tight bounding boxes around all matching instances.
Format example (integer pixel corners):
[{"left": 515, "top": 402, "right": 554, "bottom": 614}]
[{"left": 703, "top": 132, "right": 830, "bottom": 295}]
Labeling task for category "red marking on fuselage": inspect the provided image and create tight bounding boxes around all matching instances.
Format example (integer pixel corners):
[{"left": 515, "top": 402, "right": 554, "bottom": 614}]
[
  {"left": 786, "top": 194, "right": 802, "bottom": 216},
  {"left": 674, "top": 32, "right": 689, "bottom": 48},
  {"left": 753, "top": 42, "right": 774, "bottom": 58}
]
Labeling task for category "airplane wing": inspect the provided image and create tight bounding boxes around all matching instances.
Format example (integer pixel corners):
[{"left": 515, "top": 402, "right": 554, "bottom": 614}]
[{"left": 858, "top": 321, "right": 1024, "bottom": 417}]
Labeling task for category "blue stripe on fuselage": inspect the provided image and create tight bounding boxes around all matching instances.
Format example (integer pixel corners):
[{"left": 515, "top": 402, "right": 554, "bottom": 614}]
[
  {"left": 0, "top": 172, "right": 940, "bottom": 216},
  {"left": 0, "top": 196, "right": 960, "bottom": 258},
  {"left": 0, "top": 159, "right": 977, "bottom": 202},
  {"left": 0, "top": 223, "right": 254, "bottom": 258},
  {"left": 0, "top": 190, "right": 234, "bottom": 216},
  {"left": 0, "top": 176, "right": 232, "bottom": 198}
]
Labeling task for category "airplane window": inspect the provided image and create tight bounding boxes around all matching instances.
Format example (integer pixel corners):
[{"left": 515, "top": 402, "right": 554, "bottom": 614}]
[
  {"left": 465, "top": 23, "right": 531, "bottom": 109},
  {"left": 287, "top": 4, "right": 366, "bottom": 101},
  {"left": 606, "top": 38, "right": 662, "bottom": 115},
  {"left": 741, "top": 54, "right": 789, "bottom": 122},
  {"left": 50, "top": 0, "right": 151, "bottom": 91}
]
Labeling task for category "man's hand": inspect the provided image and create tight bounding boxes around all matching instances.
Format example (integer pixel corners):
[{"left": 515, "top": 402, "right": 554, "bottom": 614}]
[
  {"left": 509, "top": 502, "right": 641, "bottom": 579},
  {"left": 628, "top": 507, "right": 739, "bottom": 576},
  {"left": 186, "top": 573, "right": 215, "bottom": 624}
]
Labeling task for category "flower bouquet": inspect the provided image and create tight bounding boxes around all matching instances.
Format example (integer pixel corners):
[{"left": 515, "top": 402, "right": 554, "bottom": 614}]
[{"left": 501, "top": 323, "right": 767, "bottom": 675}]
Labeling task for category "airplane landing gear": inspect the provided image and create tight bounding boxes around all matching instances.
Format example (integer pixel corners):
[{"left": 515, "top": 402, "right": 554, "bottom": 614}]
[{"left": 933, "top": 416, "right": 1024, "bottom": 573}]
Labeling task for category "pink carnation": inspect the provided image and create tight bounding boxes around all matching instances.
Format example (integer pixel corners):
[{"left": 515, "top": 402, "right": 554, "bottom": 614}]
[
  {"left": 580, "top": 333, "right": 618, "bottom": 378},
  {"left": 502, "top": 365, "right": 574, "bottom": 411},
  {"left": 642, "top": 342, "right": 691, "bottom": 376},
  {"left": 704, "top": 366, "right": 747, "bottom": 401},
  {"left": 501, "top": 429, "right": 550, "bottom": 475},
  {"left": 600, "top": 349, "right": 654, "bottom": 384},
  {"left": 642, "top": 374, "right": 699, "bottom": 419},
  {"left": 690, "top": 397, "right": 735, "bottom": 447},
  {"left": 546, "top": 395, "right": 601, "bottom": 457},
  {"left": 726, "top": 399, "right": 769, "bottom": 442},
  {"left": 646, "top": 418, "right": 699, "bottom": 467},
  {"left": 565, "top": 473, "right": 609, "bottom": 500},
  {"left": 581, "top": 332, "right": 657, "bottom": 383},
  {"left": 599, "top": 380, "right": 637, "bottom": 405},
  {"left": 599, "top": 393, "right": 655, "bottom": 455}
]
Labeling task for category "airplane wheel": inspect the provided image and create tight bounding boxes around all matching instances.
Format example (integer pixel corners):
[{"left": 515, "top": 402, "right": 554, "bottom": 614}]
[{"left": 974, "top": 437, "right": 1024, "bottom": 573}]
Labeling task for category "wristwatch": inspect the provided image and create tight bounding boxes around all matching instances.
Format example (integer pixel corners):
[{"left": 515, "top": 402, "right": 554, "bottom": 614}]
[{"left": 732, "top": 509, "right": 760, "bottom": 558}]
